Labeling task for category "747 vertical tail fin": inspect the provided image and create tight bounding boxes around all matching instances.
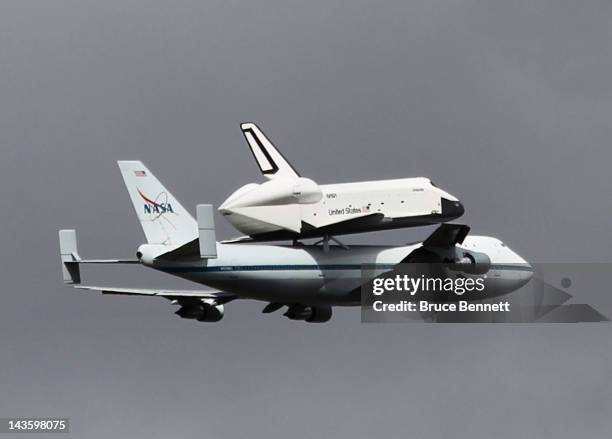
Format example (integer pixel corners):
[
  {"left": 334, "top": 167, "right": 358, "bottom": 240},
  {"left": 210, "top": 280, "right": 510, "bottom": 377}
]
[{"left": 117, "top": 161, "right": 197, "bottom": 245}]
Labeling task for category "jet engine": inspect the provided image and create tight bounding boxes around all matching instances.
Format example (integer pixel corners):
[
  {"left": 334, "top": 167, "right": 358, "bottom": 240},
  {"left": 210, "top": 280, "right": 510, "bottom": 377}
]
[
  {"left": 175, "top": 302, "right": 225, "bottom": 322},
  {"left": 450, "top": 250, "right": 491, "bottom": 275},
  {"left": 403, "top": 244, "right": 491, "bottom": 276},
  {"left": 284, "top": 305, "right": 332, "bottom": 323}
]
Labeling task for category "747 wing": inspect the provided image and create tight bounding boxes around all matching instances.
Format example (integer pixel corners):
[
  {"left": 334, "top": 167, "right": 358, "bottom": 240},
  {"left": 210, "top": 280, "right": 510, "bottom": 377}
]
[{"left": 74, "top": 286, "right": 238, "bottom": 322}]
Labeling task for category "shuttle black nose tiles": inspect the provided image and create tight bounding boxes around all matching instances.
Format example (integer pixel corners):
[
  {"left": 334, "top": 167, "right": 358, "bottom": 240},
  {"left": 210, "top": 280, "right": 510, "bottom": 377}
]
[{"left": 441, "top": 198, "right": 465, "bottom": 220}]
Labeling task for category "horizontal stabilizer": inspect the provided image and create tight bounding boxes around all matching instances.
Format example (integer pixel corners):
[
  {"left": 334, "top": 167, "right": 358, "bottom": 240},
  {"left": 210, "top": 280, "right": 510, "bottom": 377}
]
[{"left": 59, "top": 229, "right": 140, "bottom": 284}]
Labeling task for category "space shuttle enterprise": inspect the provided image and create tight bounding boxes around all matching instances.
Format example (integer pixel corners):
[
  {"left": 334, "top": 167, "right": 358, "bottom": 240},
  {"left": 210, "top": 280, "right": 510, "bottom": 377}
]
[{"left": 219, "top": 123, "right": 465, "bottom": 241}]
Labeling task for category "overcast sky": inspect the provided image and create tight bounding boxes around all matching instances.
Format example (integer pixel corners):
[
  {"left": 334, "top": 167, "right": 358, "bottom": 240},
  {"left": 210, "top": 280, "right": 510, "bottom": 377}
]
[{"left": 1, "top": 1, "right": 611, "bottom": 438}]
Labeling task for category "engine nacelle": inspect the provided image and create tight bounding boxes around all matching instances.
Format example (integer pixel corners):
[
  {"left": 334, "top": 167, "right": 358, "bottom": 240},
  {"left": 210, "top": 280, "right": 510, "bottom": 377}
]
[
  {"left": 451, "top": 250, "right": 491, "bottom": 275},
  {"left": 196, "top": 304, "right": 224, "bottom": 322},
  {"left": 403, "top": 245, "right": 491, "bottom": 276},
  {"left": 284, "top": 305, "right": 332, "bottom": 323},
  {"left": 306, "top": 306, "right": 332, "bottom": 323},
  {"left": 175, "top": 303, "right": 224, "bottom": 322}
]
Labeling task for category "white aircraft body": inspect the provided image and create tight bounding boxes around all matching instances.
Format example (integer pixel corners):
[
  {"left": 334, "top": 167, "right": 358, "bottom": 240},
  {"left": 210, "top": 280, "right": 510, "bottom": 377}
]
[
  {"left": 58, "top": 161, "right": 532, "bottom": 323},
  {"left": 218, "top": 123, "right": 465, "bottom": 241}
]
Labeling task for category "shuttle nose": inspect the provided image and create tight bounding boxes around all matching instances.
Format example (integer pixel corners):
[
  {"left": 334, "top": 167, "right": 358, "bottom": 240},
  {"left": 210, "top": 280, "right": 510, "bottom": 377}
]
[{"left": 441, "top": 198, "right": 465, "bottom": 220}]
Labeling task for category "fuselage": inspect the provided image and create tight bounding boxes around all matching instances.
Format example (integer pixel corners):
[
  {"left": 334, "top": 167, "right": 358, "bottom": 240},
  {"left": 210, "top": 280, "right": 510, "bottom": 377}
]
[{"left": 138, "top": 235, "right": 532, "bottom": 306}]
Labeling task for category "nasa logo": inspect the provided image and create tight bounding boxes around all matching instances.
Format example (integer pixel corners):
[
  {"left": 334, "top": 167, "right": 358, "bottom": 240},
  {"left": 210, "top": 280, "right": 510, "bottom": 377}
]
[{"left": 137, "top": 189, "right": 175, "bottom": 215}]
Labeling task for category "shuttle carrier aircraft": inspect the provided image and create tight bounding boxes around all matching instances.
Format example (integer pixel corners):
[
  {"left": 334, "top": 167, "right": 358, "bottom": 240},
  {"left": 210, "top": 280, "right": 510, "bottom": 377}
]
[{"left": 59, "top": 161, "right": 532, "bottom": 323}]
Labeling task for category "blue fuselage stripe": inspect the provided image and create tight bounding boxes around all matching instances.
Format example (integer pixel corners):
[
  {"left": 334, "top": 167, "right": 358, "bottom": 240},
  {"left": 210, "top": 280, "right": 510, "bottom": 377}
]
[{"left": 159, "top": 264, "right": 532, "bottom": 274}]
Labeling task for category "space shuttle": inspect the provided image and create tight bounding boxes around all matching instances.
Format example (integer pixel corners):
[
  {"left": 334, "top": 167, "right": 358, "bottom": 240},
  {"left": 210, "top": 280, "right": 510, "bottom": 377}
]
[{"left": 219, "top": 123, "right": 464, "bottom": 241}]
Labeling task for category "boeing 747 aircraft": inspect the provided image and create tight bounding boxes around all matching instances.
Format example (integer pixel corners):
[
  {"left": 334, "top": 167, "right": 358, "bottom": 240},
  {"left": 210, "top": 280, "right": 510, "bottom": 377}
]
[{"left": 58, "top": 161, "right": 532, "bottom": 323}]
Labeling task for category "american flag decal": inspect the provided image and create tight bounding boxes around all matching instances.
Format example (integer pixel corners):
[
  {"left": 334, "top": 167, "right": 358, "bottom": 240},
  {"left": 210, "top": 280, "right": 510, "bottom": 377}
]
[{"left": 134, "top": 170, "right": 146, "bottom": 177}]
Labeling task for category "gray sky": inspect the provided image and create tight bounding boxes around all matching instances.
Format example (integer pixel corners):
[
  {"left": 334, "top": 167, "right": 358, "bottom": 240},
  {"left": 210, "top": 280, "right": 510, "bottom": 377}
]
[{"left": 1, "top": 1, "right": 611, "bottom": 438}]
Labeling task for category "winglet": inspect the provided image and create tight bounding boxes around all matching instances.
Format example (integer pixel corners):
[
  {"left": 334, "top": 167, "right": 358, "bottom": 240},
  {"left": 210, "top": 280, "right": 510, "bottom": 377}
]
[
  {"left": 197, "top": 204, "right": 218, "bottom": 259},
  {"left": 59, "top": 229, "right": 81, "bottom": 284},
  {"left": 240, "top": 123, "right": 300, "bottom": 180}
]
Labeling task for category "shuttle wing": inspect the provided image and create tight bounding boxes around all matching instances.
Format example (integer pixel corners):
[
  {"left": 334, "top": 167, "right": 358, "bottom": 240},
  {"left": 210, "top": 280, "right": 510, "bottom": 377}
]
[
  {"left": 304, "top": 212, "right": 386, "bottom": 235},
  {"left": 240, "top": 123, "right": 300, "bottom": 180}
]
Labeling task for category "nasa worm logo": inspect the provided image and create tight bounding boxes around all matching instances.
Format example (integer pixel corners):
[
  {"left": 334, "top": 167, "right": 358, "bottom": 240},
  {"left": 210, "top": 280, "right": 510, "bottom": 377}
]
[{"left": 137, "top": 189, "right": 175, "bottom": 214}]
